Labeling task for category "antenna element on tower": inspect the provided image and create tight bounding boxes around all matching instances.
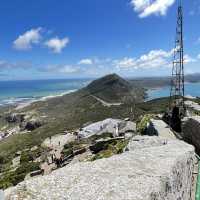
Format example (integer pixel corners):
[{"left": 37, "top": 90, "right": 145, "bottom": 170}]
[{"left": 169, "top": 0, "right": 185, "bottom": 116}]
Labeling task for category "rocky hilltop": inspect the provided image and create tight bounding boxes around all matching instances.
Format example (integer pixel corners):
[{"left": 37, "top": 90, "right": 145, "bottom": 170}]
[
  {"left": 0, "top": 73, "right": 199, "bottom": 199},
  {"left": 4, "top": 136, "right": 195, "bottom": 200}
]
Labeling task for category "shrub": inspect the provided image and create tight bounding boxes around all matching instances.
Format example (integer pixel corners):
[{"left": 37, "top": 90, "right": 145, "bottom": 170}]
[
  {"left": 63, "top": 141, "right": 87, "bottom": 152},
  {"left": 20, "top": 151, "right": 33, "bottom": 163},
  {"left": 62, "top": 148, "right": 73, "bottom": 157},
  {"left": 88, "top": 132, "right": 113, "bottom": 142},
  {"left": 115, "top": 140, "right": 129, "bottom": 154},
  {"left": 64, "top": 142, "right": 74, "bottom": 150},
  {"left": 91, "top": 149, "right": 113, "bottom": 161},
  {"left": 0, "top": 155, "right": 4, "bottom": 164},
  {"left": 16, "top": 162, "right": 40, "bottom": 175},
  {"left": 137, "top": 114, "right": 154, "bottom": 135},
  {"left": 0, "top": 162, "right": 40, "bottom": 190},
  {"left": 90, "top": 139, "right": 128, "bottom": 161}
]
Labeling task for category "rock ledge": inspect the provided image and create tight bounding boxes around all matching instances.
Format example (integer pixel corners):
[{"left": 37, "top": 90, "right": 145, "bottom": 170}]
[{"left": 5, "top": 136, "right": 195, "bottom": 200}]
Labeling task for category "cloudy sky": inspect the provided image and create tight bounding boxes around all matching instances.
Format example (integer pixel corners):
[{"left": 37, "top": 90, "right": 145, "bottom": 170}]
[{"left": 0, "top": 0, "right": 200, "bottom": 80}]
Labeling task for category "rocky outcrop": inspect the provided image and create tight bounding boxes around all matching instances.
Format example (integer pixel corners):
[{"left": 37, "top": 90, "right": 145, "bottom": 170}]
[
  {"left": 5, "top": 136, "right": 195, "bottom": 200},
  {"left": 185, "top": 101, "right": 200, "bottom": 112},
  {"left": 5, "top": 113, "right": 25, "bottom": 123},
  {"left": 79, "top": 118, "right": 136, "bottom": 138},
  {"left": 20, "top": 120, "right": 43, "bottom": 131},
  {"left": 182, "top": 116, "right": 200, "bottom": 154}
]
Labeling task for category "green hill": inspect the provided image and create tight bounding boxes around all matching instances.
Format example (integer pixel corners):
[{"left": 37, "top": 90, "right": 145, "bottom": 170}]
[
  {"left": 85, "top": 73, "right": 145, "bottom": 103},
  {"left": 0, "top": 74, "right": 145, "bottom": 164}
]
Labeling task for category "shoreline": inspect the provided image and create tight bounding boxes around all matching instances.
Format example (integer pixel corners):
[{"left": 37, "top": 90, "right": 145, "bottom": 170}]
[
  {"left": 0, "top": 89, "right": 77, "bottom": 111},
  {"left": 1, "top": 80, "right": 200, "bottom": 110},
  {"left": 15, "top": 89, "right": 77, "bottom": 110}
]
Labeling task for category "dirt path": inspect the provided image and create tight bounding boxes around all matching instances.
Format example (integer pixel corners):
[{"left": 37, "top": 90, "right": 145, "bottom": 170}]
[
  {"left": 41, "top": 133, "right": 76, "bottom": 174},
  {"left": 91, "top": 95, "right": 122, "bottom": 107},
  {"left": 42, "top": 133, "right": 76, "bottom": 150}
]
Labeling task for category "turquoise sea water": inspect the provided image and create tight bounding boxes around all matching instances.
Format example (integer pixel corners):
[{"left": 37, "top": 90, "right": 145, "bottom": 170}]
[
  {"left": 0, "top": 79, "right": 90, "bottom": 106},
  {"left": 147, "top": 82, "right": 200, "bottom": 100},
  {"left": 0, "top": 79, "right": 199, "bottom": 107}
]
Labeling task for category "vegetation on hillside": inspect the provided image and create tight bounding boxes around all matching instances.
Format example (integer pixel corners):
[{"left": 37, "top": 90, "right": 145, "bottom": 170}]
[
  {"left": 0, "top": 74, "right": 173, "bottom": 189},
  {"left": 85, "top": 73, "right": 145, "bottom": 103}
]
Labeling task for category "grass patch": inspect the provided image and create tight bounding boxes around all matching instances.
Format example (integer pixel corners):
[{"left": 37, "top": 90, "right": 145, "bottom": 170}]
[
  {"left": 87, "top": 132, "right": 113, "bottom": 142},
  {"left": 62, "top": 140, "right": 88, "bottom": 157},
  {"left": 90, "top": 139, "right": 128, "bottom": 161},
  {"left": 0, "top": 162, "right": 40, "bottom": 190}
]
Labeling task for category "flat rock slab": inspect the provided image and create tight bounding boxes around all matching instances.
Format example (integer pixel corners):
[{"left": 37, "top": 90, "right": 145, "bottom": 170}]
[
  {"left": 150, "top": 119, "right": 176, "bottom": 139},
  {"left": 185, "top": 101, "right": 200, "bottom": 112},
  {"left": 79, "top": 118, "right": 136, "bottom": 138},
  {"left": 5, "top": 136, "right": 195, "bottom": 200}
]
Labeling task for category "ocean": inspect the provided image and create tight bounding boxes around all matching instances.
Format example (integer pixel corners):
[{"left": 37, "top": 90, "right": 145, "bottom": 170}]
[
  {"left": 147, "top": 82, "right": 200, "bottom": 100},
  {"left": 0, "top": 79, "right": 200, "bottom": 107},
  {"left": 0, "top": 79, "right": 91, "bottom": 107}
]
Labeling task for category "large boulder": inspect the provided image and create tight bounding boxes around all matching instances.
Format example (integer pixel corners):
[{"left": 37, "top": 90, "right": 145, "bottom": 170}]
[
  {"left": 182, "top": 116, "right": 200, "bottom": 154},
  {"left": 79, "top": 118, "right": 136, "bottom": 138},
  {"left": 5, "top": 136, "right": 195, "bottom": 200},
  {"left": 20, "top": 120, "right": 42, "bottom": 131},
  {"left": 5, "top": 113, "right": 25, "bottom": 123}
]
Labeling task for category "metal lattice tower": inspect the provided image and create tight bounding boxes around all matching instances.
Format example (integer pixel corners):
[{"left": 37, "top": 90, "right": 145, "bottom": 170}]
[{"left": 169, "top": 0, "right": 185, "bottom": 114}]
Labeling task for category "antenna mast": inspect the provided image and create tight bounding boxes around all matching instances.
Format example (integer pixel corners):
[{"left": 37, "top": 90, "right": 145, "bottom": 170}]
[{"left": 169, "top": 0, "right": 185, "bottom": 115}]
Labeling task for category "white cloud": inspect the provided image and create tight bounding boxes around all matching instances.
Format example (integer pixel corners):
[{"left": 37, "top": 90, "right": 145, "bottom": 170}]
[
  {"left": 42, "top": 64, "right": 79, "bottom": 74},
  {"left": 114, "top": 58, "right": 137, "bottom": 69},
  {"left": 114, "top": 49, "right": 196, "bottom": 70},
  {"left": 130, "top": 0, "right": 176, "bottom": 18},
  {"left": 197, "top": 54, "right": 200, "bottom": 59},
  {"left": 13, "top": 28, "right": 42, "bottom": 50},
  {"left": 78, "top": 59, "right": 93, "bottom": 65},
  {"left": 114, "top": 49, "right": 172, "bottom": 69},
  {"left": 0, "top": 60, "right": 32, "bottom": 71},
  {"left": 45, "top": 37, "right": 69, "bottom": 53},
  {"left": 58, "top": 65, "right": 79, "bottom": 73},
  {"left": 184, "top": 54, "right": 196, "bottom": 63}
]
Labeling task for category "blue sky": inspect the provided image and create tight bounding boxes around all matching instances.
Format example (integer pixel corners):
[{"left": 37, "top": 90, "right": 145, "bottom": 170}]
[{"left": 0, "top": 0, "right": 200, "bottom": 80}]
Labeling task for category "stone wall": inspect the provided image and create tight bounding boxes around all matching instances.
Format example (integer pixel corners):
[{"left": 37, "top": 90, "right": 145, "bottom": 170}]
[{"left": 5, "top": 136, "right": 195, "bottom": 200}]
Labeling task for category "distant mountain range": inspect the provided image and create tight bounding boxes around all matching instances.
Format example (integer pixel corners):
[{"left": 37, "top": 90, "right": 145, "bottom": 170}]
[{"left": 129, "top": 73, "right": 200, "bottom": 89}]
